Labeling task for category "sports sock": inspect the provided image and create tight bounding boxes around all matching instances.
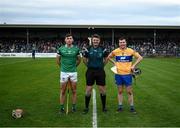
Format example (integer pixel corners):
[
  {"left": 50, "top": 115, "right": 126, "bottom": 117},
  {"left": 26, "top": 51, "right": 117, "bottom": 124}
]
[
  {"left": 60, "top": 104, "right": 64, "bottom": 110},
  {"left": 130, "top": 102, "right": 134, "bottom": 106},
  {"left": 118, "top": 104, "right": 123, "bottom": 109},
  {"left": 100, "top": 93, "right": 106, "bottom": 109},
  {"left": 72, "top": 104, "right": 76, "bottom": 109},
  {"left": 130, "top": 105, "right": 134, "bottom": 110},
  {"left": 85, "top": 95, "right": 91, "bottom": 109}
]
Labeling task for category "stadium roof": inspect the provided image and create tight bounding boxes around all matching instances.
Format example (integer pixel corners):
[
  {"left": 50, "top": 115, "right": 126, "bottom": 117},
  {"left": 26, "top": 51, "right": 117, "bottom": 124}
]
[{"left": 0, "top": 24, "right": 180, "bottom": 29}]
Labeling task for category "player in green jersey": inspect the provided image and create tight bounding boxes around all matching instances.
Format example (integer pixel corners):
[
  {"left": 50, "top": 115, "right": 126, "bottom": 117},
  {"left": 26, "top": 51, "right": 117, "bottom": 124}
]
[{"left": 56, "top": 33, "right": 81, "bottom": 113}]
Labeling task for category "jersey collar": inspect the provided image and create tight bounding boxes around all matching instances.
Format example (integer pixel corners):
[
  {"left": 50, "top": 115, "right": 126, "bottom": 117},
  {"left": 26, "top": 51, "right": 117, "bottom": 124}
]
[
  {"left": 65, "top": 44, "right": 73, "bottom": 48},
  {"left": 119, "top": 47, "right": 127, "bottom": 51}
]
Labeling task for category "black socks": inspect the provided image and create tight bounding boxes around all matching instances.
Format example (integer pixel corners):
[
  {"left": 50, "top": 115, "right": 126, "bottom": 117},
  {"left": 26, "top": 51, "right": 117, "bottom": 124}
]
[
  {"left": 100, "top": 93, "right": 106, "bottom": 109},
  {"left": 85, "top": 94, "right": 91, "bottom": 109}
]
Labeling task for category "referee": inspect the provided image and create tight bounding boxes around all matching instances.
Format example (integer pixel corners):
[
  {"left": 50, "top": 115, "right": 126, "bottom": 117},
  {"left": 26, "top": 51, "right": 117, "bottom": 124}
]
[{"left": 82, "top": 34, "right": 109, "bottom": 114}]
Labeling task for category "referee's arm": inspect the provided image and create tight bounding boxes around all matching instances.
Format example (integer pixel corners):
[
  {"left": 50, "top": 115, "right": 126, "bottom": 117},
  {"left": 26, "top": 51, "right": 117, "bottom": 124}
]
[
  {"left": 103, "top": 49, "right": 109, "bottom": 65},
  {"left": 82, "top": 48, "right": 88, "bottom": 66}
]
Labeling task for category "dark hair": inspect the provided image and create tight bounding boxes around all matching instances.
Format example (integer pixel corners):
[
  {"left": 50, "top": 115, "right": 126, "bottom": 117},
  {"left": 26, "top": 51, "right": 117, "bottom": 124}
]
[
  {"left": 92, "top": 34, "right": 101, "bottom": 39},
  {"left": 118, "top": 37, "right": 126, "bottom": 41},
  {"left": 65, "top": 33, "right": 73, "bottom": 38}
]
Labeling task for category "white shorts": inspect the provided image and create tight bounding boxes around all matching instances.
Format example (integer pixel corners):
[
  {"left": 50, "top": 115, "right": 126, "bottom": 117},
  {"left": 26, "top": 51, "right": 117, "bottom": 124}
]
[{"left": 60, "top": 72, "right": 78, "bottom": 83}]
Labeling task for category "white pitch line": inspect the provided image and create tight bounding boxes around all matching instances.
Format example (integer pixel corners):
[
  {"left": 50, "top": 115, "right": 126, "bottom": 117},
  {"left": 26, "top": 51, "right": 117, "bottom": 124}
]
[{"left": 92, "top": 88, "right": 97, "bottom": 128}]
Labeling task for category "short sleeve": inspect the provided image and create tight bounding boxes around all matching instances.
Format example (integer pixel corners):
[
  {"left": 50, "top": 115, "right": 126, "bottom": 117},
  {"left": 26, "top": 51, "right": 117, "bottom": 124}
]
[
  {"left": 77, "top": 48, "right": 80, "bottom": 56},
  {"left": 110, "top": 49, "right": 116, "bottom": 57},
  {"left": 57, "top": 49, "right": 61, "bottom": 56},
  {"left": 57, "top": 46, "right": 63, "bottom": 56},
  {"left": 132, "top": 49, "right": 141, "bottom": 58}
]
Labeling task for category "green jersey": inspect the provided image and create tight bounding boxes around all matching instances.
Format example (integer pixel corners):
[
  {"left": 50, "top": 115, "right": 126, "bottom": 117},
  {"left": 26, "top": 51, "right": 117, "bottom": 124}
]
[
  {"left": 83, "top": 46, "right": 108, "bottom": 69},
  {"left": 57, "top": 44, "right": 80, "bottom": 72}
]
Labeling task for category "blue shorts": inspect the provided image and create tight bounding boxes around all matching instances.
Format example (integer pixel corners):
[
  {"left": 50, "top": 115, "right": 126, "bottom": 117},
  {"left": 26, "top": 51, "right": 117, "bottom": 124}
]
[{"left": 115, "top": 74, "right": 132, "bottom": 87}]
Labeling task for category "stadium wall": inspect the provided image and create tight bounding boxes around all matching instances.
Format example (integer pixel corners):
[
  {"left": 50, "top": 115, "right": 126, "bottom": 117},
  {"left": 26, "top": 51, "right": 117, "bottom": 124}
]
[{"left": 0, "top": 53, "right": 56, "bottom": 58}]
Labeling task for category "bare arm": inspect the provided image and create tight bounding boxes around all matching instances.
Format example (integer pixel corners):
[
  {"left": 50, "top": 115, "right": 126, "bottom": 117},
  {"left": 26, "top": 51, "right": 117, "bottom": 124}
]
[
  {"left": 131, "top": 55, "right": 143, "bottom": 70},
  {"left": 76, "top": 55, "right": 81, "bottom": 67},
  {"left": 56, "top": 54, "right": 61, "bottom": 66},
  {"left": 107, "top": 52, "right": 116, "bottom": 65},
  {"left": 103, "top": 57, "right": 108, "bottom": 65}
]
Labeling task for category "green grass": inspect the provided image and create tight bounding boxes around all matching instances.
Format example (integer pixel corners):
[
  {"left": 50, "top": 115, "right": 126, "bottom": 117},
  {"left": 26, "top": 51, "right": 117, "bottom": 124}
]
[{"left": 0, "top": 58, "right": 180, "bottom": 127}]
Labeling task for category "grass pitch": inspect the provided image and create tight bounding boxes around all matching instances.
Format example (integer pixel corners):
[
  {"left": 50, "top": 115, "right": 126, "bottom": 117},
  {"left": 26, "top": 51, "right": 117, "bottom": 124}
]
[{"left": 0, "top": 58, "right": 180, "bottom": 127}]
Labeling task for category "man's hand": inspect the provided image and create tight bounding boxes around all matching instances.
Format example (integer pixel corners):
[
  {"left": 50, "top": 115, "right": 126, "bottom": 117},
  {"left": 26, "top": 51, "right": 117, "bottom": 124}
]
[
  {"left": 131, "top": 55, "right": 143, "bottom": 72},
  {"left": 131, "top": 65, "right": 135, "bottom": 71}
]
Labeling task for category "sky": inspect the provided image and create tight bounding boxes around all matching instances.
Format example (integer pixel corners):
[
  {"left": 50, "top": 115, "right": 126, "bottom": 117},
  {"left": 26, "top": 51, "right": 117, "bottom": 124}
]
[{"left": 0, "top": 0, "right": 180, "bottom": 25}]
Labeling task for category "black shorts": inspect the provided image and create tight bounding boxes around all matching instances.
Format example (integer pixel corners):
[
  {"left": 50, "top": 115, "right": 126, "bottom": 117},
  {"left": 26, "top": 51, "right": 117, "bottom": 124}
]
[{"left": 86, "top": 68, "right": 106, "bottom": 86}]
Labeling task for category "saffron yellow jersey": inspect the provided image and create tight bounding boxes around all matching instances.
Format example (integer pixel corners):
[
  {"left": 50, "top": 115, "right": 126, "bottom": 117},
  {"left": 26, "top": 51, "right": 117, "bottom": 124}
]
[{"left": 111, "top": 48, "right": 141, "bottom": 75}]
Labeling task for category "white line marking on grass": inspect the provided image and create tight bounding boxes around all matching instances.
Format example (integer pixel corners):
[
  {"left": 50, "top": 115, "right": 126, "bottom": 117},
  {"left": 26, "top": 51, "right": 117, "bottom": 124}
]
[{"left": 92, "top": 88, "right": 97, "bottom": 128}]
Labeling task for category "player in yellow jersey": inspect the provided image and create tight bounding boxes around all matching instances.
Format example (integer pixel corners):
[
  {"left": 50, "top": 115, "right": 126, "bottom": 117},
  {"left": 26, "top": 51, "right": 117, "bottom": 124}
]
[{"left": 107, "top": 37, "right": 143, "bottom": 113}]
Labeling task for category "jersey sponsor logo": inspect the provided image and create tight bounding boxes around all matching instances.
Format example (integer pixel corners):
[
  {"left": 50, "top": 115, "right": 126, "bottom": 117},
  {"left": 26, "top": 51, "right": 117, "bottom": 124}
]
[
  {"left": 61, "top": 50, "right": 76, "bottom": 55},
  {"left": 67, "top": 50, "right": 72, "bottom": 54},
  {"left": 115, "top": 56, "right": 132, "bottom": 62}
]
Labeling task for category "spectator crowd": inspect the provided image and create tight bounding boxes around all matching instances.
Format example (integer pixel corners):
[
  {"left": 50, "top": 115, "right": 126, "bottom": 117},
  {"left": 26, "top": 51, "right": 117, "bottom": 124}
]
[{"left": 0, "top": 38, "right": 179, "bottom": 57}]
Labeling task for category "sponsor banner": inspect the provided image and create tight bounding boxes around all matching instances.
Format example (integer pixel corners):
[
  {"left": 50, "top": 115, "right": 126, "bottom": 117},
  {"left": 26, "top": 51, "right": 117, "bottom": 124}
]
[{"left": 0, "top": 53, "right": 56, "bottom": 58}]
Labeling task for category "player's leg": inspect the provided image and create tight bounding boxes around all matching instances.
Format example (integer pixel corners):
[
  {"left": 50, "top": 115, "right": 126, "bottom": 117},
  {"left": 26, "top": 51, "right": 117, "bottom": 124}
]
[
  {"left": 69, "top": 72, "right": 78, "bottom": 112},
  {"left": 123, "top": 74, "right": 136, "bottom": 113},
  {"left": 126, "top": 86, "right": 136, "bottom": 113},
  {"left": 60, "top": 72, "right": 68, "bottom": 113},
  {"left": 126, "top": 86, "right": 134, "bottom": 107},
  {"left": 117, "top": 86, "right": 123, "bottom": 111},
  {"left": 60, "top": 82, "right": 67, "bottom": 113},
  {"left": 126, "top": 85, "right": 136, "bottom": 113},
  {"left": 83, "top": 69, "right": 94, "bottom": 114},
  {"left": 115, "top": 74, "right": 124, "bottom": 112},
  {"left": 97, "top": 69, "right": 107, "bottom": 112}
]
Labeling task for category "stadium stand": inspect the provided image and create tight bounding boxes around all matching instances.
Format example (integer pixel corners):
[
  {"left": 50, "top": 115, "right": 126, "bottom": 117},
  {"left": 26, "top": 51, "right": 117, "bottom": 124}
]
[{"left": 0, "top": 24, "right": 179, "bottom": 57}]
